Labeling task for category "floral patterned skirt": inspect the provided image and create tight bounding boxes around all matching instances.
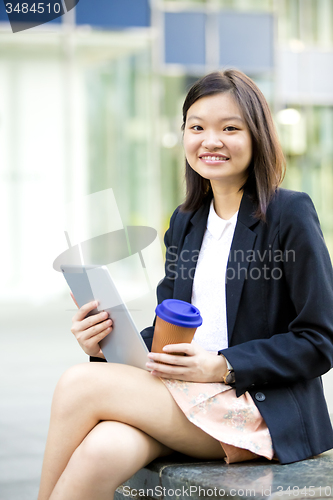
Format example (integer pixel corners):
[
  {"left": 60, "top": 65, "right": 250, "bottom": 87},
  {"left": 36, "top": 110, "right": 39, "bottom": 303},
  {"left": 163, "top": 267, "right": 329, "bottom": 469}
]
[{"left": 160, "top": 378, "right": 274, "bottom": 464}]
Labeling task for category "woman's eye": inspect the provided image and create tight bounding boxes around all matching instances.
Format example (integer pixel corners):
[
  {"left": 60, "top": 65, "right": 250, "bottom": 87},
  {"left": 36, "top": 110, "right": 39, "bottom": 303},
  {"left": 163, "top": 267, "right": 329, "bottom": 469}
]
[
  {"left": 224, "top": 126, "right": 237, "bottom": 132},
  {"left": 192, "top": 125, "right": 203, "bottom": 131}
]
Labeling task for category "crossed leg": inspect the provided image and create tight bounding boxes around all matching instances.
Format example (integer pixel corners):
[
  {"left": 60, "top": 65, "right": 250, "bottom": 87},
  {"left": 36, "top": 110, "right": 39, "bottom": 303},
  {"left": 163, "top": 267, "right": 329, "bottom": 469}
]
[{"left": 38, "top": 362, "right": 226, "bottom": 500}]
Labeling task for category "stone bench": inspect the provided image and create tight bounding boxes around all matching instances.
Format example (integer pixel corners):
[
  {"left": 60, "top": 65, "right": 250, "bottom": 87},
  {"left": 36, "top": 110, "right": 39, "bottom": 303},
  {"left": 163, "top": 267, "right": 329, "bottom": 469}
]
[{"left": 115, "top": 449, "right": 333, "bottom": 500}]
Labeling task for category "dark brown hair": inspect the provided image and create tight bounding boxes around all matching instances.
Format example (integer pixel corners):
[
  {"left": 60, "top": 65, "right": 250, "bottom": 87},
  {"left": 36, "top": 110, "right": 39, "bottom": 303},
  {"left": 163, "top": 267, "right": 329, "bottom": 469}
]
[{"left": 180, "top": 70, "right": 285, "bottom": 221}]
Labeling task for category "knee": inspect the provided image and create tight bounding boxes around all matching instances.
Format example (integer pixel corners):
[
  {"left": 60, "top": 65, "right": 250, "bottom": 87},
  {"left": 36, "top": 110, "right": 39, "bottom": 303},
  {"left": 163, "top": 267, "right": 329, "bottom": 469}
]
[
  {"left": 52, "top": 364, "right": 94, "bottom": 417},
  {"left": 57, "top": 363, "right": 90, "bottom": 388},
  {"left": 72, "top": 424, "right": 122, "bottom": 483}
]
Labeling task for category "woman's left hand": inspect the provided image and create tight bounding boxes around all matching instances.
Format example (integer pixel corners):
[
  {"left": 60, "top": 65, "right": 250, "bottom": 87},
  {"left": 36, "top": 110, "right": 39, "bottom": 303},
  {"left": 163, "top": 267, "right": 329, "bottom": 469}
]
[{"left": 146, "top": 342, "right": 228, "bottom": 383}]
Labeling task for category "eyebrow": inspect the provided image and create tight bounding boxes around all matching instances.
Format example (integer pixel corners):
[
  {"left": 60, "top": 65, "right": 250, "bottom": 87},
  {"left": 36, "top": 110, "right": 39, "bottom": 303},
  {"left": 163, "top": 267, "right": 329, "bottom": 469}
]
[{"left": 187, "top": 115, "right": 244, "bottom": 123}]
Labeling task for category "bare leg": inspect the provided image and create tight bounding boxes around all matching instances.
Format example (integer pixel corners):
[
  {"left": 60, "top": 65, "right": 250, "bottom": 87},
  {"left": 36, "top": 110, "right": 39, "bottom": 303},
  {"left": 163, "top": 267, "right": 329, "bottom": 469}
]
[
  {"left": 38, "top": 363, "right": 226, "bottom": 500},
  {"left": 50, "top": 421, "right": 171, "bottom": 500}
]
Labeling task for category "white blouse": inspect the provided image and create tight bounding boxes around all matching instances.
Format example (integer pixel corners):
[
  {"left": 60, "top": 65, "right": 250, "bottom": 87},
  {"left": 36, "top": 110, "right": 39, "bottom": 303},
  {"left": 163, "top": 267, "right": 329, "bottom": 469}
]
[{"left": 191, "top": 199, "right": 238, "bottom": 352}]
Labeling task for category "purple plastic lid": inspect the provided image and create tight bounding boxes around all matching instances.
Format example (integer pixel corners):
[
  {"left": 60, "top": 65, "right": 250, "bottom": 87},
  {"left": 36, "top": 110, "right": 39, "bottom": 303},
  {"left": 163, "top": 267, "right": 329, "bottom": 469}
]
[{"left": 155, "top": 299, "right": 202, "bottom": 328}]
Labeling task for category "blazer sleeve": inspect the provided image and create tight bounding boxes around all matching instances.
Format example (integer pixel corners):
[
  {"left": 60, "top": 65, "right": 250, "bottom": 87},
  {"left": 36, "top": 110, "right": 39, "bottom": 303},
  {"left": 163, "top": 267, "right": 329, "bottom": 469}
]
[
  {"left": 219, "top": 192, "right": 333, "bottom": 396},
  {"left": 156, "top": 206, "right": 180, "bottom": 304}
]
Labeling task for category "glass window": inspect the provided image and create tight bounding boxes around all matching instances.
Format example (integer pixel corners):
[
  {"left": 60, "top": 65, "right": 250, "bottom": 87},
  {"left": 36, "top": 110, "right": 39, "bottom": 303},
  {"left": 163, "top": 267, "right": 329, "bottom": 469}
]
[{"left": 281, "top": 105, "right": 333, "bottom": 255}]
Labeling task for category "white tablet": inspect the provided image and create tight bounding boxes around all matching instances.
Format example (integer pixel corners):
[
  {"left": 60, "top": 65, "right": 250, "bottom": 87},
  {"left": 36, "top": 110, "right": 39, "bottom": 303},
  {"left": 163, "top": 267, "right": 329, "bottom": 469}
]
[{"left": 61, "top": 265, "right": 149, "bottom": 370}]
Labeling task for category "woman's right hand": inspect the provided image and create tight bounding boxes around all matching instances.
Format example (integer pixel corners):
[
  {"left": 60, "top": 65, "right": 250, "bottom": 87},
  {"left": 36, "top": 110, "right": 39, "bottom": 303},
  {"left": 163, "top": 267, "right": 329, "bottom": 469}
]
[{"left": 70, "top": 300, "right": 112, "bottom": 358}]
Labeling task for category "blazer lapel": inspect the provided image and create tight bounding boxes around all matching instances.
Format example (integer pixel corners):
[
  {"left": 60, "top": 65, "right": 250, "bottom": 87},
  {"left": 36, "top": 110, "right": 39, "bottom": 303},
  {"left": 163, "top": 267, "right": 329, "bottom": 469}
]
[
  {"left": 226, "top": 191, "right": 259, "bottom": 342},
  {"left": 173, "top": 190, "right": 260, "bottom": 343},
  {"left": 173, "top": 199, "right": 211, "bottom": 303}
]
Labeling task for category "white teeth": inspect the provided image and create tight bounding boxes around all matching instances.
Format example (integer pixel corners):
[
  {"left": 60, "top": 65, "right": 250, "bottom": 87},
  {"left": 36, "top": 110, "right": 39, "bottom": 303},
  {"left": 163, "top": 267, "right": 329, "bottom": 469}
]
[{"left": 203, "top": 156, "right": 228, "bottom": 161}]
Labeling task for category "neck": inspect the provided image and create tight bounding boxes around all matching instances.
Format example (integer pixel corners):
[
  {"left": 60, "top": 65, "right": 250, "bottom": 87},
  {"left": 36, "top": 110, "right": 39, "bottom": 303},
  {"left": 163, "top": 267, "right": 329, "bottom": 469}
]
[{"left": 210, "top": 182, "right": 244, "bottom": 220}]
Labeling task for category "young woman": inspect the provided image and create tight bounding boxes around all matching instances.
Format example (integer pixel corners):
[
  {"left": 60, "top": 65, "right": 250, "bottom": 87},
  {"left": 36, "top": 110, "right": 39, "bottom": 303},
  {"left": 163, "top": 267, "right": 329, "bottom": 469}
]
[{"left": 38, "top": 70, "right": 333, "bottom": 500}]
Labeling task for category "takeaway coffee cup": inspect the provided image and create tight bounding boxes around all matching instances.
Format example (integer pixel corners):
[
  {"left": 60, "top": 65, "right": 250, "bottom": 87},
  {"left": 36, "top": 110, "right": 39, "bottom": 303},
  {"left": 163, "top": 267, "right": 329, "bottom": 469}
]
[{"left": 151, "top": 299, "right": 203, "bottom": 354}]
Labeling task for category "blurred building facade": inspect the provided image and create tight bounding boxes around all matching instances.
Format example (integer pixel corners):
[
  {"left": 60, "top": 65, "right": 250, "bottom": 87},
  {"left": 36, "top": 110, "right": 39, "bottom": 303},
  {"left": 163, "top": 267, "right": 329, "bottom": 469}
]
[{"left": 0, "top": 0, "right": 333, "bottom": 302}]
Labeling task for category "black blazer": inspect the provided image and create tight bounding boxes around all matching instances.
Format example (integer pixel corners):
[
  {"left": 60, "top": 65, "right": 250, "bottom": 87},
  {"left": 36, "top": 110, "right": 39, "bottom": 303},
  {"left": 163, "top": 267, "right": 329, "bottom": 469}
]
[{"left": 141, "top": 187, "right": 333, "bottom": 464}]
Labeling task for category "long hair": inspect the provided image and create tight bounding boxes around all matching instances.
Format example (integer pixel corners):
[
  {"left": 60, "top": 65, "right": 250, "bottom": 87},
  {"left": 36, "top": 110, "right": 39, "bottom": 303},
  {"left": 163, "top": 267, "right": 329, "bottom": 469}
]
[{"left": 180, "top": 70, "right": 285, "bottom": 221}]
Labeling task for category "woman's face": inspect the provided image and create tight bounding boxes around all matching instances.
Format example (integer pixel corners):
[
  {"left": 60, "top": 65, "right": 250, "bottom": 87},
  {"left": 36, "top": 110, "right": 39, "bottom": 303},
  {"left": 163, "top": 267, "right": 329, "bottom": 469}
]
[{"left": 183, "top": 92, "right": 252, "bottom": 190}]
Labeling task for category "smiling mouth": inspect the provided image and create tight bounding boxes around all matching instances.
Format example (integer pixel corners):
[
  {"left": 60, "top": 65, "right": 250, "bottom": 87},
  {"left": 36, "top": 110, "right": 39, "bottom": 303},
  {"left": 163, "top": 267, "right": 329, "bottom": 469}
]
[{"left": 199, "top": 155, "right": 230, "bottom": 162}]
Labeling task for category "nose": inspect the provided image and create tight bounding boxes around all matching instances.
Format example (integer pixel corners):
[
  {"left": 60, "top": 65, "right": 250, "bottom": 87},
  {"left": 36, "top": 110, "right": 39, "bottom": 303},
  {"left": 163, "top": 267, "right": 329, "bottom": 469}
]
[{"left": 202, "top": 131, "right": 223, "bottom": 150}]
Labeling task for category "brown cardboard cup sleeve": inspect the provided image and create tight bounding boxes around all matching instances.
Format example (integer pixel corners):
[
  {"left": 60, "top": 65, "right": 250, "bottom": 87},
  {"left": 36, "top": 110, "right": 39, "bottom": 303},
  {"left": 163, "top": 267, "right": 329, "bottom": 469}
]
[{"left": 151, "top": 299, "right": 202, "bottom": 355}]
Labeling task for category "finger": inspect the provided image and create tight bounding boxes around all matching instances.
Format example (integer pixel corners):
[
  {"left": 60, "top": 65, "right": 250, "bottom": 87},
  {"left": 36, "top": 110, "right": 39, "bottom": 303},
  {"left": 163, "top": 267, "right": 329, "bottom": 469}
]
[
  {"left": 85, "top": 319, "right": 113, "bottom": 340},
  {"left": 78, "top": 326, "right": 112, "bottom": 356},
  {"left": 74, "top": 301, "right": 99, "bottom": 321},
  {"left": 96, "top": 349, "right": 106, "bottom": 359},
  {"left": 87, "top": 347, "right": 106, "bottom": 359},
  {"left": 70, "top": 291, "right": 79, "bottom": 309},
  {"left": 147, "top": 352, "right": 189, "bottom": 366},
  {"left": 81, "top": 311, "right": 111, "bottom": 331},
  {"left": 87, "top": 326, "right": 112, "bottom": 346},
  {"left": 146, "top": 359, "right": 188, "bottom": 375},
  {"left": 149, "top": 366, "right": 188, "bottom": 380},
  {"left": 162, "top": 343, "right": 195, "bottom": 355},
  {"left": 72, "top": 317, "right": 112, "bottom": 341}
]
